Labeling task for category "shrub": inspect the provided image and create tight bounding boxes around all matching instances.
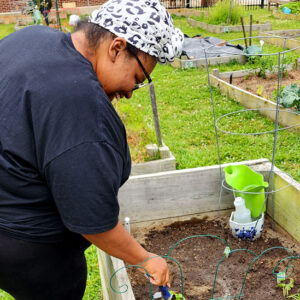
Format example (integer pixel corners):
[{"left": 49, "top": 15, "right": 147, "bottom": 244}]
[
  {"left": 207, "top": 0, "right": 244, "bottom": 25},
  {"left": 280, "top": 1, "right": 300, "bottom": 15}
]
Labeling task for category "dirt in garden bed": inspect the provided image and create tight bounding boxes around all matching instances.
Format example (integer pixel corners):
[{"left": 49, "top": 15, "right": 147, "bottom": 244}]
[
  {"left": 227, "top": 69, "right": 300, "bottom": 104},
  {"left": 127, "top": 215, "right": 300, "bottom": 300}
]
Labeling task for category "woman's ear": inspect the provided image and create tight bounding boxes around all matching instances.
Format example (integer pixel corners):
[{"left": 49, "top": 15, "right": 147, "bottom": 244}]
[{"left": 108, "top": 37, "right": 127, "bottom": 62}]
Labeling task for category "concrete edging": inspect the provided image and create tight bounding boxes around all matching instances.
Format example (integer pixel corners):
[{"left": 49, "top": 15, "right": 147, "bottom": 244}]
[{"left": 187, "top": 18, "right": 272, "bottom": 34}]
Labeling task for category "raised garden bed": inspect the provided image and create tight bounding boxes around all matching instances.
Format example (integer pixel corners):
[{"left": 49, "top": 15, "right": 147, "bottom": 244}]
[
  {"left": 128, "top": 215, "right": 300, "bottom": 299},
  {"left": 187, "top": 18, "right": 272, "bottom": 34},
  {"left": 273, "top": 9, "right": 300, "bottom": 21},
  {"left": 171, "top": 54, "right": 247, "bottom": 69},
  {"left": 210, "top": 62, "right": 300, "bottom": 132},
  {"left": 98, "top": 159, "right": 300, "bottom": 299},
  {"left": 168, "top": 8, "right": 209, "bottom": 18},
  {"left": 260, "top": 29, "right": 300, "bottom": 53}
]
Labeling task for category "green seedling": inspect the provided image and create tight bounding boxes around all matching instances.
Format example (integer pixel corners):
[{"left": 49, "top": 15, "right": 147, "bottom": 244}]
[
  {"left": 170, "top": 290, "right": 185, "bottom": 300},
  {"left": 256, "top": 85, "right": 264, "bottom": 97},
  {"left": 277, "top": 278, "right": 294, "bottom": 297},
  {"left": 287, "top": 293, "right": 300, "bottom": 300}
]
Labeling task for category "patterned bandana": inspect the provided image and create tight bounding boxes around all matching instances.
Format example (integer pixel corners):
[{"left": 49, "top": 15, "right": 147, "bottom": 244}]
[{"left": 89, "top": 0, "right": 184, "bottom": 64}]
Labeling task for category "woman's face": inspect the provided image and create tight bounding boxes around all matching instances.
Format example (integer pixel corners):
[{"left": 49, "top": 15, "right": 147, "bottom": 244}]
[{"left": 94, "top": 38, "right": 157, "bottom": 101}]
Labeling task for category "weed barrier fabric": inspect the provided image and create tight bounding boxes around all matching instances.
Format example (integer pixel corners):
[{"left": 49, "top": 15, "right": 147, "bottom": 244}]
[{"left": 181, "top": 36, "right": 245, "bottom": 59}]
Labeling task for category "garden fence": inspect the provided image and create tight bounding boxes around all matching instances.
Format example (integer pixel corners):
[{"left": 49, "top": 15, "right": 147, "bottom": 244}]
[{"left": 3, "top": 0, "right": 274, "bottom": 13}]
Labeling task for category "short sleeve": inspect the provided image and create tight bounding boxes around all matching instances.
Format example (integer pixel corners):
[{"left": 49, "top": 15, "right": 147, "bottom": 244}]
[{"left": 45, "top": 141, "right": 128, "bottom": 234}]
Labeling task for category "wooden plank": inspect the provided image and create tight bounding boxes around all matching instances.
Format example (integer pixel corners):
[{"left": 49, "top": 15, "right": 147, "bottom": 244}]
[
  {"left": 131, "top": 155, "right": 176, "bottom": 176},
  {"left": 97, "top": 249, "right": 114, "bottom": 300},
  {"left": 187, "top": 18, "right": 272, "bottom": 33},
  {"left": 171, "top": 55, "right": 247, "bottom": 69},
  {"left": 267, "top": 167, "right": 300, "bottom": 242},
  {"left": 111, "top": 257, "right": 135, "bottom": 300},
  {"left": 118, "top": 159, "right": 269, "bottom": 223},
  {"left": 260, "top": 32, "right": 300, "bottom": 53},
  {"left": 210, "top": 74, "right": 300, "bottom": 132},
  {"left": 97, "top": 250, "right": 135, "bottom": 300}
]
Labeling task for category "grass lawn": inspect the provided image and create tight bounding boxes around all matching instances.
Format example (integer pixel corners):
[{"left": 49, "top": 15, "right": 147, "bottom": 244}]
[
  {"left": 0, "top": 7, "right": 299, "bottom": 300},
  {"left": 0, "top": 24, "right": 15, "bottom": 40}
]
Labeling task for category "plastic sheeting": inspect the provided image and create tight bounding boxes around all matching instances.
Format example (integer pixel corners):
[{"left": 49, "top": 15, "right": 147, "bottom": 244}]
[{"left": 181, "top": 36, "right": 245, "bottom": 59}]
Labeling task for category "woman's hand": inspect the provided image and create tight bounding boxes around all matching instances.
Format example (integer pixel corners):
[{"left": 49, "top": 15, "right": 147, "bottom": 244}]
[
  {"left": 140, "top": 252, "right": 170, "bottom": 288},
  {"left": 82, "top": 221, "right": 170, "bottom": 287}
]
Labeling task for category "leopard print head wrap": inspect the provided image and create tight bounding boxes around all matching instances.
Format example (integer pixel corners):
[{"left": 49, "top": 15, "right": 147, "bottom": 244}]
[{"left": 89, "top": 0, "right": 184, "bottom": 64}]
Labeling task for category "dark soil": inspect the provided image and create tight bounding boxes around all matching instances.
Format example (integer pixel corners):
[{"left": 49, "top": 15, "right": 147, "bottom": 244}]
[
  {"left": 227, "top": 69, "right": 300, "bottom": 103},
  {"left": 128, "top": 216, "right": 300, "bottom": 300}
]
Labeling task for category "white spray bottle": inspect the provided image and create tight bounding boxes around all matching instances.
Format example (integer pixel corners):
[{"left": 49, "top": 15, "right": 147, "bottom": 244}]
[{"left": 233, "top": 197, "right": 252, "bottom": 224}]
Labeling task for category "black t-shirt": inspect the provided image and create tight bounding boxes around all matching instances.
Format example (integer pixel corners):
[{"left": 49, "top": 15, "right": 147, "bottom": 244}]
[{"left": 0, "top": 26, "right": 131, "bottom": 243}]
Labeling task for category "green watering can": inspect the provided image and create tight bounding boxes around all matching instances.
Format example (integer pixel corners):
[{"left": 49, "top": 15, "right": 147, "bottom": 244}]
[{"left": 224, "top": 165, "right": 269, "bottom": 219}]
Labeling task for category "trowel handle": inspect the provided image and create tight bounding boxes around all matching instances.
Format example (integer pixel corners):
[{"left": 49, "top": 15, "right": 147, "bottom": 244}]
[{"left": 159, "top": 286, "right": 172, "bottom": 300}]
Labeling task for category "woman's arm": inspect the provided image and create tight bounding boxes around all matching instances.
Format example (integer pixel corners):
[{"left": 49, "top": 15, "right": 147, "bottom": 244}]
[{"left": 82, "top": 221, "right": 170, "bottom": 287}]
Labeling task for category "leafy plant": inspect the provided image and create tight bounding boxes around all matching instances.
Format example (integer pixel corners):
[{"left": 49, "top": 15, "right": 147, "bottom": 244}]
[
  {"left": 287, "top": 293, "right": 300, "bottom": 300},
  {"left": 256, "top": 85, "right": 264, "bottom": 96},
  {"left": 277, "top": 278, "right": 294, "bottom": 297},
  {"left": 280, "top": 2, "right": 300, "bottom": 15},
  {"left": 279, "top": 84, "right": 300, "bottom": 111},
  {"left": 170, "top": 290, "right": 185, "bottom": 299},
  {"left": 272, "top": 86, "right": 285, "bottom": 101}
]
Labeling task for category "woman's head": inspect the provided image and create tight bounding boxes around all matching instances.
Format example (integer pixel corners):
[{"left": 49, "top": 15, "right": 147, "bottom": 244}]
[
  {"left": 73, "top": 0, "right": 183, "bottom": 101},
  {"left": 89, "top": 0, "right": 184, "bottom": 65}
]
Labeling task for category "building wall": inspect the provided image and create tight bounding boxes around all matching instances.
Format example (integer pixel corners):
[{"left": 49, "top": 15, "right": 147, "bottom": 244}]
[{"left": 0, "top": 1, "right": 105, "bottom": 13}]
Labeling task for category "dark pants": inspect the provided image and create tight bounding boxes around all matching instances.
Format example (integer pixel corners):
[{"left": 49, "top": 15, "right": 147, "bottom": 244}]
[
  {"left": 0, "top": 231, "right": 89, "bottom": 300},
  {"left": 42, "top": 10, "right": 49, "bottom": 26}
]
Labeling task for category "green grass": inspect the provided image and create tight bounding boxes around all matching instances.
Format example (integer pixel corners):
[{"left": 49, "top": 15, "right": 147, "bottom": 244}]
[
  {"left": 0, "top": 24, "right": 15, "bottom": 40},
  {"left": 83, "top": 245, "right": 102, "bottom": 300},
  {"left": 0, "top": 10, "right": 299, "bottom": 300},
  {"left": 116, "top": 63, "right": 300, "bottom": 181},
  {"left": 189, "top": 7, "right": 300, "bottom": 30}
]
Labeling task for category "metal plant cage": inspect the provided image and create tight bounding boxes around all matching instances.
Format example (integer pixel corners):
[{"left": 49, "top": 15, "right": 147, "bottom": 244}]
[{"left": 108, "top": 34, "right": 300, "bottom": 300}]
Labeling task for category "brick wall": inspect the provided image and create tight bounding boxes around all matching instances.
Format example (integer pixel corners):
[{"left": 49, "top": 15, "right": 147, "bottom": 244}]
[{"left": 0, "top": 0, "right": 106, "bottom": 13}]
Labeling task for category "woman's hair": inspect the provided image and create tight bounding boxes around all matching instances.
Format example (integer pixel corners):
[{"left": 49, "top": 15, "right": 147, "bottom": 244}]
[{"left": 75, "top": 19, "right": 140, "bottom": 58}]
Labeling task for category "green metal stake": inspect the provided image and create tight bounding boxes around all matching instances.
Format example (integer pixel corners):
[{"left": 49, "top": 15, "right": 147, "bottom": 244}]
[{"left": 55, "top": 0, "right": 62, "bottom": 31}]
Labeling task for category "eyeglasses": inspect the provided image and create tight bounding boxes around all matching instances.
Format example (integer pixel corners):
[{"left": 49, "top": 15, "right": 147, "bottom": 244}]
[{"left": 127, "top": 50, "right": 152, "bottom": 91}]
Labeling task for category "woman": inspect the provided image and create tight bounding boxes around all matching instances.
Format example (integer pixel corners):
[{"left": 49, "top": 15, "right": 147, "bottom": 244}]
[{"left": 0, "top": 0, "right": 183, "bottom": 299}]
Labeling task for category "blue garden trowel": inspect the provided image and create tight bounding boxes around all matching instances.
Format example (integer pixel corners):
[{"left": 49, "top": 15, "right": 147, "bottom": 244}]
[
  {"left": 159, "top": 286, "right": 172, "bottom": 299},
  {"left": 154, "top": 286, "right": 185, "bottom": 299}
]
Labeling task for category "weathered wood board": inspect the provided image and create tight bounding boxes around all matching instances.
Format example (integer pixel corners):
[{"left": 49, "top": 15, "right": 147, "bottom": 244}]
[{"left": 209, "top": 74, "right": 300, "bottom": 132}]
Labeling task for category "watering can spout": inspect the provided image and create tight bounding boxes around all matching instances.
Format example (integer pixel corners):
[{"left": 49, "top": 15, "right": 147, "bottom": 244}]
[{"left": 224, "top": 165, "right": 268, "bottom": 219}]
